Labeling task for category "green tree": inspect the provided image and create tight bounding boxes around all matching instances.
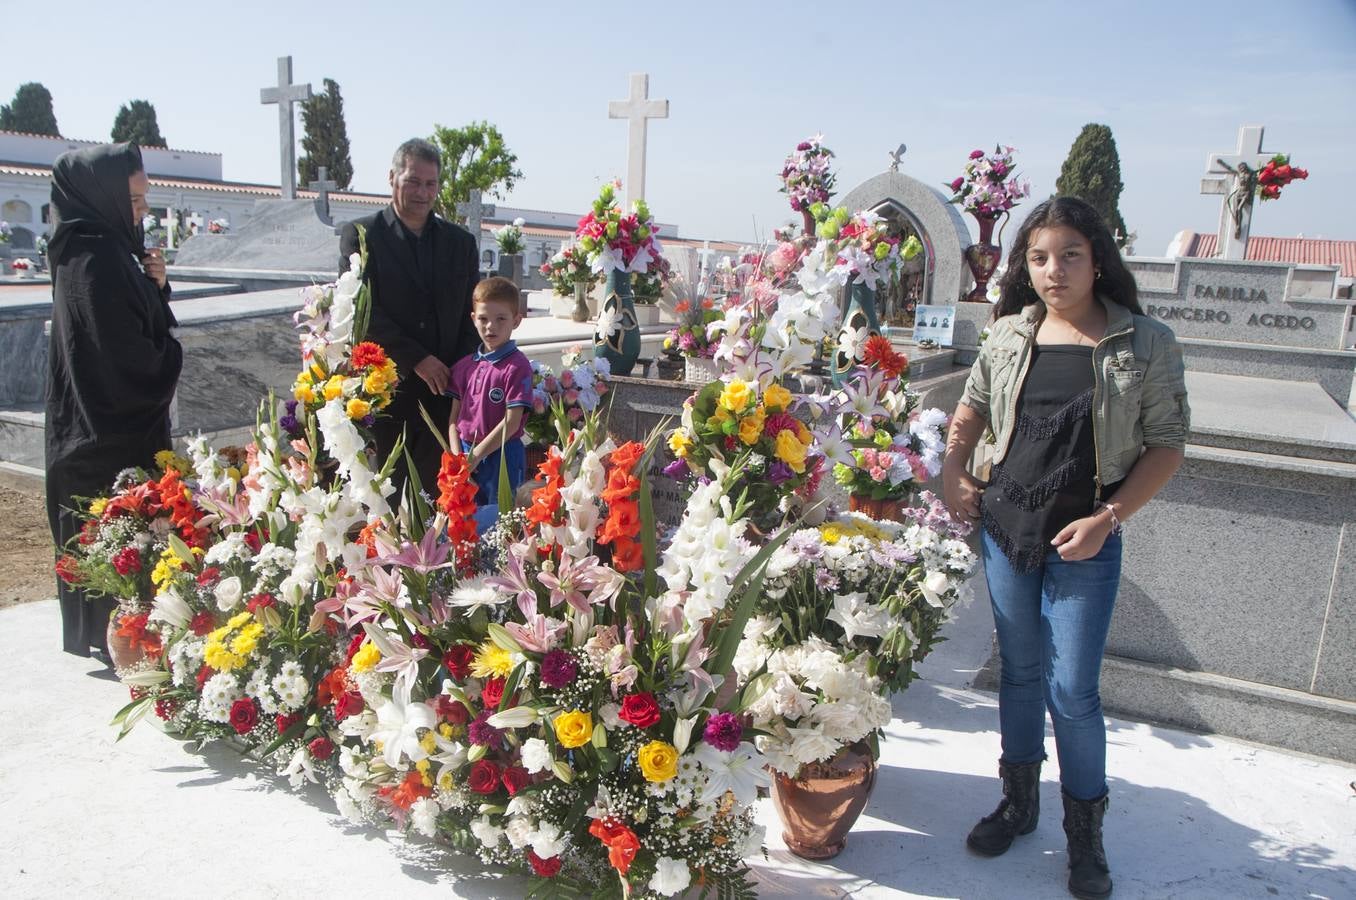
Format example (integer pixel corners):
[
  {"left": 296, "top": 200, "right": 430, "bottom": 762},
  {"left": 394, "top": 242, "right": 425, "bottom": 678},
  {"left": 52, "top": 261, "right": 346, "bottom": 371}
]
[
  {"left": 0, "top": 82, "right": 59, "bottom": 136},
  {"left": 298, "top": 78, "right": 354, "bottom": 190},
  {"left": 1056, "top": 123, "right": 1129, "bottom": 247},
  {"left": 111, "top": 99, "right": 165, "bottom": 147},
  {"left": 429, "top": 121, "right": 522, "bottom": 221}
]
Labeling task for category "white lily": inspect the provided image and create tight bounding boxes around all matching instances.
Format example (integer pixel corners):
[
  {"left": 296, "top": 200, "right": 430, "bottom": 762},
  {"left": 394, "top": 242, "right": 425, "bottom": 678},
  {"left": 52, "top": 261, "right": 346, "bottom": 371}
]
[{"left": 368, "top": 695, "right": 436, "bottom": 768}]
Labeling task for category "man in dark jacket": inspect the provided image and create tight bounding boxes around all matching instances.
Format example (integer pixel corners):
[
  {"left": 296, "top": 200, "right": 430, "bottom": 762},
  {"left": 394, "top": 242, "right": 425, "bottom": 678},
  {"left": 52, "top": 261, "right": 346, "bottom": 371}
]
[{"left": 339, "top": 138, "right": 480, "bottom": 497}]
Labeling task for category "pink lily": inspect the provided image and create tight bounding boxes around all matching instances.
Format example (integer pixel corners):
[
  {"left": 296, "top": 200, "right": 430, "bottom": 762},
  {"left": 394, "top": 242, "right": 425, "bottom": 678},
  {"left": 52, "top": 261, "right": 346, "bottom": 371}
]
[
  {"left": 484, "top": 543, "right": 539, "bottom": 617},
  {"left": 504, "top": 613, "right": 567, "bottom": 653},
  {"left": 537, "top": 554, "right": 624, "bottom": 615},
  {"left": 362, "top": 622, "right": 429, "bottom": 706},
  {"left": 372, "top": 523, "right": 453, "bottom": 574}
]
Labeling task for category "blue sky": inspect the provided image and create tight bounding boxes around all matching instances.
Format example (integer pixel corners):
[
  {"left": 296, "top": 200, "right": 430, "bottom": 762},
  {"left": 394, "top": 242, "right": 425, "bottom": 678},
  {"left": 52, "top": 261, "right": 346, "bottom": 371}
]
[{"left": 7, "top": 0, "right": 1352, "bottom": 256}]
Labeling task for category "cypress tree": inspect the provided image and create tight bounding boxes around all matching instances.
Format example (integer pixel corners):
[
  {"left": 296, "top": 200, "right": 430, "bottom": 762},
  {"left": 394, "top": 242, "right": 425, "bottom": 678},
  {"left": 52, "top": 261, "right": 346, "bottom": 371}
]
[
  {"left": 298, "top": 79, "right": 354, "bottom": 190},
  {"left": 1056, "top": 123, "right": 1129, "bottom": 246},
  {"left": 111, "top": 100, "right": 166, "bottom": 146},
  {"left": 0, "top": 82, "right": 59, "bottom": 136}
]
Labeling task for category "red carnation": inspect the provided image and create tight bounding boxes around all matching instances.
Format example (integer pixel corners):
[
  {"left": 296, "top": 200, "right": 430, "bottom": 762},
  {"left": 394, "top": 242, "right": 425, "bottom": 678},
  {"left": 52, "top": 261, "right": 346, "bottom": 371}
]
[
  {"left": 196, "top": 664, "right": 214, "bottom": 691},
  {"left": 526, "top": 849, "right": 562, "bottom": 877},
  {"left": 308, "top": 736, "right": 335, "bottom": 760},
  {"left": 189, "top": 611, "right": 216, "bottom": 636},
  {"left": 334, "top": 690, "right": 365, "bottom": 721},
  {"left": 55, "top": 555, "right": 81, "bottom": 584},
  {"left": 442, "top": 645, "right": 475, "bottom": 680},
  {"left": 246, "top": 592, "right": 276, "bottom": 613},
  {"left": 275, "top": 712, "right": 300, "bottom": 734},
  {"left": 112, "top": 547, "right": 142, "bottom": 575},
  {"left": 349, "top": 341, "right": 388, "bottom": 370},
  {"left": 196, "top": 566, "right": 221, "bottom": 586},
  {"left": 501, "top": 765, "right": 529, "bottom": 796},
  {"left": 618, "top": 692, "right": 661, "bottom": 729},
  {"left": 480, "top": 677, "right": 506, "bottom": 710},
  {"left": 345, "top": 632, "right": 366, "bottom": 662},
  {"left": 467, "top": 758, "right": 502, "bottom": 794},
  {"left": 243, "top": 531, "right": 262, "bottom": 553},
  {"left": 229, "top": 698, "right": 259, "bottom": 735},
  {"left": 154, "top": 698, "right": 179, "bottom": 720}
]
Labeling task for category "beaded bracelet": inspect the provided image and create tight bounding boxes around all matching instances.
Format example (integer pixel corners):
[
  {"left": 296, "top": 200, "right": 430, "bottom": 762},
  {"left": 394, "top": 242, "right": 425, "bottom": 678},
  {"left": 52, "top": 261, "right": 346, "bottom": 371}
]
[{"left": 1096, "top": 501, "right": 1123, "bottom": 535}]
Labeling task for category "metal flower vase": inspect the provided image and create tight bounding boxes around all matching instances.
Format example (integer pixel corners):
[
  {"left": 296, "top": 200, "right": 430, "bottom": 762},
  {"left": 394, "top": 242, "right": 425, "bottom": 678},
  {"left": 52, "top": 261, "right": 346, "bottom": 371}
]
[
  {"left": 594, "top": 269, "right": 641, "bottom": 376},
  {"left": 833, "top": 280, "right": 882, "bottom": 385},
  {"left": 963, "top": 213, "right": 1004, "bottom": 302},
  {"left": 771, "top": 740, "right": 878, "bottom": 859},
  {"left": 571, "top": 281, "right": 591, "bottom": 323}
]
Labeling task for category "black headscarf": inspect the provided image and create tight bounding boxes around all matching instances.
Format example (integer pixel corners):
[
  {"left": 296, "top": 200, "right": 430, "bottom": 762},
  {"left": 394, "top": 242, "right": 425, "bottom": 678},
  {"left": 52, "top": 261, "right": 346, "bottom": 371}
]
[{"left": 48, "top": 142, "right": 145, "bottom": 264}]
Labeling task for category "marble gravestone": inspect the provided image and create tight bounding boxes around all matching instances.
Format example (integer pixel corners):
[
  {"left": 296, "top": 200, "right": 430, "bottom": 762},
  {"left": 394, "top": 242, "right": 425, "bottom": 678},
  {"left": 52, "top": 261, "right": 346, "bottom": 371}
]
[{"left": 171, "top": 199, "right": 347, "bottom": 290}]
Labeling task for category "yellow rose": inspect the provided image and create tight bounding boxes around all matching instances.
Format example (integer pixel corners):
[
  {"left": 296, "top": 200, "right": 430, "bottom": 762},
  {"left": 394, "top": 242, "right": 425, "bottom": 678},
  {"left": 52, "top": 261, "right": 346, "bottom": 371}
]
[
  {"left": 363, "top": 368, "right": 392, "bottom": 395},
  {"left": 554, "top": 710, "right": 593, "bottom": 749},
  {"left": 794, "top": 420, "right": 812, "bottom": 444},
  {"left": 293, "top": 384, "right": 315, "bottom": 404},
  {"left": 350, "top": 641, "right": 382, "bottom": 673},
  {"left": 717, "top": 379, "right": 754, "bottom": 414},
  {"left": 667, "top": 430, "right": 693, "bottom": 458},
  {"left": 346, "top": 398, "right": 372, "bottom": 420},
  {"left": 763, "top": 383, "right": 793, "bottom": 412},
  {"left": 738, "top": 406, "right": 766, "bottom": 446},
  {"left": 637, "top": 740, "right": 679, "bottom": 782},
  {"left": 322, "top": 375, "right": 345, "bottom": 401},
  {"left": 774, "top": 429, "right": 808, "bottom": 473}
]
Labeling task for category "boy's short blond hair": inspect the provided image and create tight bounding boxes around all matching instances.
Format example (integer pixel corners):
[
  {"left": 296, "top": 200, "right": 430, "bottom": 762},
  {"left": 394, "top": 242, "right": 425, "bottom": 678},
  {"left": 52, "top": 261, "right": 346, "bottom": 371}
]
[{"left": 473, "top": 276, "right": 520, "bottom": 310}]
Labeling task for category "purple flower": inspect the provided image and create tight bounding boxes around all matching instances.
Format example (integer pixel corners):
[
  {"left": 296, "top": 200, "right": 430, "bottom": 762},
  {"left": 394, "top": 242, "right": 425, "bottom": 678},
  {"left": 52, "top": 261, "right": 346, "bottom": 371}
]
[
  {"left": 703, "top": 712, "right": 743, "bottom": 752},
  {"left": 468, "top": 710, "right": 503, "bottom": 746},
  {"left": 969, "top": 149, "right": 985, "bottom": 159},
  {"left": 662, "top": 458, "right": 688, "bottom": 480},
  {"left": 768, "top": 462, "right": 793, "bottom": 485},
  {"left": 279, "top": 412, "right": 299, "bottom": 434},
  {"left": 540, "top": 649, "right": 578, "bottom": 689},
  {"left": 796, "top": 141, "right": 812, "bottom": 152},
  {"left": 361, "top": 414, "right": 376, "bottom": 428}
]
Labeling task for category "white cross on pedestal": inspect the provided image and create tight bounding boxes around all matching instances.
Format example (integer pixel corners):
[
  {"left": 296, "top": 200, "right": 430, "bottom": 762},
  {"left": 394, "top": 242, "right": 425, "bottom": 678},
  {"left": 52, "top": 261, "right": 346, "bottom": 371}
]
[
  {"left": 1200, "top": 125, "right": 1275, "bottom": 260},
  {"left": 309, "top": 166, "right": 337, "bottom": 225},
  {"left": 159, "top": 212, "right": 177, "bottom": 249},
  {"left": 455, "top": 188, "right": 496, "bottom": 257},
  {"left": 260, "top": 56, "right": 312, "bottom": 200},
  {"left": 608, "top": 73, "right": 668, "bottom": 209}
]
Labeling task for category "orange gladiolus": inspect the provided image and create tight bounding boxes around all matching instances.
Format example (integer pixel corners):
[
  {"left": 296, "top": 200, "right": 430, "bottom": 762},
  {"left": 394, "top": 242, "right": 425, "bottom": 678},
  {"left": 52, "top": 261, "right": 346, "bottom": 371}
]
[
  {"left": 608, "top": 441, "right": 645, "bottom": 474},
  {"left": 589, "top": 818, "right": 642, "bottom": 875},
  {"left": 611, "top": 538, "right": 643, "bottom": 572}
]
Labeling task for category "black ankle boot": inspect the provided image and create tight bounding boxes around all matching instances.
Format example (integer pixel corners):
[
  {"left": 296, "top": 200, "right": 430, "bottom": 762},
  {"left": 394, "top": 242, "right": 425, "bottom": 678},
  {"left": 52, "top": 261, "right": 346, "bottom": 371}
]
[
  {"left": 1062, "top": 790, "right": 1112, "bottom": 898},
  {"left": 966, "top": 757, "right": 1042, "bottom": 856}
]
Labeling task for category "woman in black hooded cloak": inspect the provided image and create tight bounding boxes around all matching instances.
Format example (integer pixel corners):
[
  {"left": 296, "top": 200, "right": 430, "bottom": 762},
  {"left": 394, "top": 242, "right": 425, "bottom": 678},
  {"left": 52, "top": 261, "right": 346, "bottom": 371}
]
[{"left": 45, "top": 142, "right": 182, "bottom": 658}]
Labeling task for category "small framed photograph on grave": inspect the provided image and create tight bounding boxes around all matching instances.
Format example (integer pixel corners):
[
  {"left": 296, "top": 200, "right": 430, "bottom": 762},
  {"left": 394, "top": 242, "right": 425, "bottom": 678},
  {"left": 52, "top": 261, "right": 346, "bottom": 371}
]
[{"left": 913, "top": 304, "right": 956, "bottom": 347}]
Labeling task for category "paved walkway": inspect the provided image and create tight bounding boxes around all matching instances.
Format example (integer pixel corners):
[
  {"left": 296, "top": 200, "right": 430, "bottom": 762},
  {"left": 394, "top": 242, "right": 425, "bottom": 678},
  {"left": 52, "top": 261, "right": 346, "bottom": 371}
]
[{"left": 1, "top": 583, "right": 1352, "bottom": 899}]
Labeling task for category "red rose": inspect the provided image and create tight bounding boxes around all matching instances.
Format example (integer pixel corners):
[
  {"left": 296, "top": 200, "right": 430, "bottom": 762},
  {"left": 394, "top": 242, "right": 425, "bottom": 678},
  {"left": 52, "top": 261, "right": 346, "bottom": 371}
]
[
  {"left": 526, "top": 849, "right": 562, "bottom": 877},
  {"left": 501, "top": 765, "right": 529, "bottom": 795},
  {"left": 467, "top": 759, "right": 502, "bottom": 795},
  {"left": 618, "top": 692, "right": 661, "bottom": 729},
  {"left": 243, "top": 531, "right": 262, "bottom": 553},
  {"left": 196, "top": 566, "right": 221, "bottom": 586},
  {"left": 189, "top": 611, "right": 216, "bottom": 636},
  {"left": 228, "top": 698, "right": 258, "bottom": 735},
  {"left": 275, "top": 712, "right": 300, "bottom": 734},
  {"left": 308, "top": 736, "right": 335, "bottom": 760},
  {"left": 335, "top": 690, "right": 365, "bottom": 721},
  {"left": 443, "top": 645, "right": 475, "bottom": 680},
  {"left": 436, "top": 695, "right": 469, "bottom": 724},
  {"left": 1274, "top": 164, "right": 1291, "bottom": 181},
  {"left": 480, "top": 677, "right": 506, "bottom": 710}
]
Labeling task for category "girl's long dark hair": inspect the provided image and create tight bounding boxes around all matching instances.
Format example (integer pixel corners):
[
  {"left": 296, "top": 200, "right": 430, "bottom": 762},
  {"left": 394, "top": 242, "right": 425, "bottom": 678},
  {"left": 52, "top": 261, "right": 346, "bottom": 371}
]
[{"left": 993, "top": 196, "right": 1142, "bottom": 318}]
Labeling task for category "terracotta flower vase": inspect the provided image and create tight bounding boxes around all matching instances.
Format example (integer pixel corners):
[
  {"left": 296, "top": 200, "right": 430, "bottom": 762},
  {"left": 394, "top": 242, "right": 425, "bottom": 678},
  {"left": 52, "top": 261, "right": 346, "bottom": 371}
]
[
  {"left": 106, "top": 610, "right": 147, "bottom": 670},
  {"left": 848, "top": 492, "right": 908, "bottom": 523},
  {"left": 963, "top": 213, "right": 1004, "bottom": 303},
  {"left": 771, "top": 740, "right": 878, "bottom": 860},
  {"left": 594, "top": 269, "right": 641, "bottom": 376}
]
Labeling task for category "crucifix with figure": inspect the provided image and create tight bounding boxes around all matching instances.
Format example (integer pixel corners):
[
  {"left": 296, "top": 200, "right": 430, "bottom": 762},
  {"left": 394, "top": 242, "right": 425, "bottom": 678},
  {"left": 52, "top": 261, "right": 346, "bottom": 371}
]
[
  {"left": 1200, "top": 125, "right": 1277, "bottom": 261},
  {"left": 260, "top": 56, "right": 312, "bottom": 200},
  {"left": 608, "top": 73, "right": 669, "bottom": 209}
]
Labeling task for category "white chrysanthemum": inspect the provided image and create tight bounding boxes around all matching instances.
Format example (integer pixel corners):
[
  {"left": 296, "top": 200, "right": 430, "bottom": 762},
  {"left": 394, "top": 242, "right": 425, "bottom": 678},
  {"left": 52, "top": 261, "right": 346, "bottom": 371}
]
[
  {"left": 334, "top": 785, "right": 364, "bottom": 824},
  {"left": 273, "top": 674, "right": 310, "bottom": 710},
  {"left": 410, "top": 797, "right": 440, "bottom": 838},
  {"left": 520, "top": 738, "right": 552, "bottom": 774},
  {"left": 504, "top": 816, "right": 535, "bottom": 850},
  {"left": 204, "top": 531, "right": 251, "bottom": 566},
  {"left": 649, "top": 857, "right": 692, "bottom": 897},
  {"left": 530, "top": 820, "right": 566, "bottom": 859},
  {"left": 470, "top": 816, "right": 504, "bottom": 849}
]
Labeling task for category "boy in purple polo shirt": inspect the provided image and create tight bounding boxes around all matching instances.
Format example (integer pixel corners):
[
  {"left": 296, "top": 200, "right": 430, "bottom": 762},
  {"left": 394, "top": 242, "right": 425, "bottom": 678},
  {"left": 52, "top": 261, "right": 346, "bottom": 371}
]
[{"left": 447, "top": 277, "right": 533, "bottom": 505}]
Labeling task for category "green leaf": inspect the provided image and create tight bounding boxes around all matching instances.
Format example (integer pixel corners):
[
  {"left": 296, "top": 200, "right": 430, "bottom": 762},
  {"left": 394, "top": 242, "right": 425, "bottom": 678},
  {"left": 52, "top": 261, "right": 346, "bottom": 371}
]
[
  {"left": 706, "top": 526, "right": 794, "bottom": 684},
  {"left": 256, "top": 713, "right": 308, "bottom": 757},
  {"left": 497, "top": 431, "right": 513, "bottom": 514},
  {"left": 416, "top": 401, "right": 452, "bottom": 456},
  {"left": 639, "top": 467, "right": 658, "bottom": 598}
]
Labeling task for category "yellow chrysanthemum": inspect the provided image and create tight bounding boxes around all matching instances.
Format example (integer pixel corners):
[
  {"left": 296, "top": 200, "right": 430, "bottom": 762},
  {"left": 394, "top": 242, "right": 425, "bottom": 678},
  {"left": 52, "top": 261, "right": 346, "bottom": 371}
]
[
  {"left": 554, "top": 710, "right": 593, "bottom": 749},
  {"left": 774, "top": 429, "right": 808, "bottom": 473},
  {"left": 667, "top": 430, "right": 693, "bottom": 459},
  {"left": 350, "top": 641, "right": 381, "bottom": 673},
  {"left": 88, "top": 497, "right": 108, "bottom": 516},
  {"left": 203, "top": 641, "right": 245, "bottom": 672},
  {"left": 295, "top": 368, "right": 313, "bottom": 386},
  {"left": 419, "top": 733, "right": 437, "bottom": 755},
  {"left": 820, "top": 525, "right": 843, "bottom": 545},
  {"left": 229, "top": 622, "right": 264, "bottom": 657},
  {"left": 363, "top": 364, "right": 395, "bottom": 396},
  {"left": 227, "top": 611, "right": 253, "bottom": 629},
  {"left": 717, "top": 379, "right": 754, "bottom": 414},
  {"left": 438, "top": 723, "right": 455, "bottom": 739},
  {"left": 150, "top": 548, "right": 186, "bottom": 590},
  {"left": 438, "top": 773, "right": 455, "bottom": 791},
  {"left": 345, "top": 398, "right": 372, "bottom": 420},
  {"left": 322, "top": 375, "right": 345, "bottom": 401},
  {"left": 470, "top": 642, "right": 514, "bottom": 679},
  {"left": 638, "top": 740, "right": 679, "bottom": 782},
  {"left": 763, "top": 383, "right": 793, "bottom": 413}
]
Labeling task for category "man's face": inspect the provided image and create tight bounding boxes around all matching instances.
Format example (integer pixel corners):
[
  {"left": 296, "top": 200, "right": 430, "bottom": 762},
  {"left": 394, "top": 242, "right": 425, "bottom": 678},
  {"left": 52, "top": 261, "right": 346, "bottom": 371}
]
[{"left": 390, "top": 157, "right": 439, "bottom": 229}]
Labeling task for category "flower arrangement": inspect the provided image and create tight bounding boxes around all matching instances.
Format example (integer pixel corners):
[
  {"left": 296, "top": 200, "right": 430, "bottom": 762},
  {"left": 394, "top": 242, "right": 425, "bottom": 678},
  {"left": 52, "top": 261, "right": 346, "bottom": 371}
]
[
  {"left": 663, "top": 296, "right": 724, "bottom": 360},
  {"left": 36, "top": 233, "right": 48, "bottom": 255},
  {"left": 575, "top": 180, "right": 663, "bottom": 275},
  {"left": 494, "top": 217, "right": 527, "bottom": 256},
  {"left": 946, "top": 145, "right": 1031, "bottom": 218},
  {"left": 827, "top": 336, "right": 949, "bottom": 503},
  {"left": 539, "top": 243, "right": 597, "bottom": 296},
  {"left": 780, "top": 134, "right": 836, "bottom": 216},
  {"left": 631, "top": 252, "right": 673, "bottom": 304},
  {"left": 666, "top": 377, "right": 825, "bottom": 529},
  {"left": 817, "top": 207, "right": 924, "bottom": 291},
  {"left": 1254, "top": 153, "right": 1309, "bottom": 201},
  {"left": 11, "top": 257, "right": 33, "bottom": 271},
  {"left": 0, "top": 220, "right": 11, "bottom": 243},
  {"left": 523, "top": 347, "right": 611, "bottom": 446},
  {"left": 737, "top": 499, "right": 976, "bottom": 774},
  {"left": 207, "top": 218, "right": 230, "bottom": 234}
]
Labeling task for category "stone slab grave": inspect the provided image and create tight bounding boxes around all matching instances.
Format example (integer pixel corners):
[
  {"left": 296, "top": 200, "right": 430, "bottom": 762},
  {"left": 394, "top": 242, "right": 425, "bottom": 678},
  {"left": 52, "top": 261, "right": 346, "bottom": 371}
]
[
  {"left": 170, "top": 199, "right": 351, "bottom": 291},
  {"left": 1128, "top": 256, "right": 1356, "bottom": 407},
  {"left": 1098, "top": 369, "right": 1356, "bottom": 762}
]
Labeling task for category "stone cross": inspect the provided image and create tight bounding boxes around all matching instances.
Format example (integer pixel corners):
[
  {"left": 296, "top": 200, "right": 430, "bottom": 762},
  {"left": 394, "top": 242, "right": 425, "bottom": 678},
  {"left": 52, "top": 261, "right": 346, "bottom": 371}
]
[
  {"left": 1200, "top": 125, "right": 1274, "bottom": 261},
  {"left": 260, "top": 56, "right": 312, "bottom": 200},
  {"left": 186, "top": 212, "right": 204, "bottom": 235},
  {"left": 608, "top": 73, "right": 669, "bottom": 209},
  {"left": 159, "top": 212, "right": 177, "bottom": 249},
  {"left": 455, "top": 188, "right": 496, "bottom": 257},
  {"left": 309, "top": 166, "right": 337, "bottom": 225},
  {"left": 696, "top": 241, "right": 716, "bottom": 276}
]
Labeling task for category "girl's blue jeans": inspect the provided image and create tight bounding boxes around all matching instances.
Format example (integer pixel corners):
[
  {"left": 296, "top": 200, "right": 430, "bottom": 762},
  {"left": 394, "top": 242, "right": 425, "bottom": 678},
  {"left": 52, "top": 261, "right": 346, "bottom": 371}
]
[{"left": 980, "top": 529, "right": 1122, "bottom": 801}]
